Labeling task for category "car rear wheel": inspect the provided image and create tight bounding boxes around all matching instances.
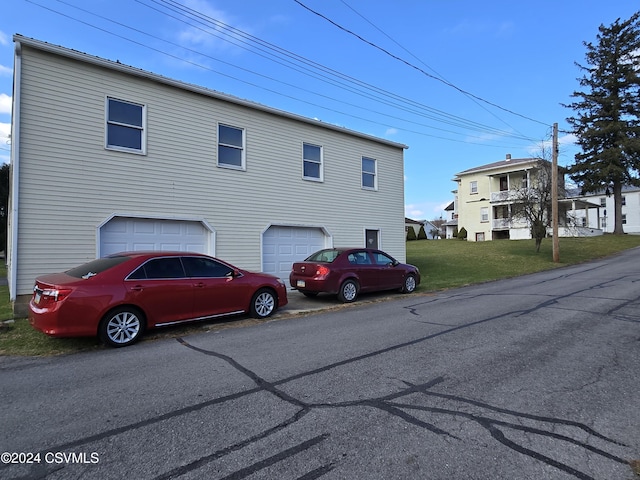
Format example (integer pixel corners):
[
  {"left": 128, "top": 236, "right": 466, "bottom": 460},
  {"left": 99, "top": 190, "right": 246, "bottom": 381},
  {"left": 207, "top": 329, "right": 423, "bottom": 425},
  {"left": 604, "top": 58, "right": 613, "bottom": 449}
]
[
  {"left": 401, "top": 274, "right": 417, "bottom": 294},
  {"left": 338, "top": 279, "right": 359, "bottom": 303},
  {"left": 99, "top": 307, "right": 145, "bottom": 348},
  {"left": 250, "top": 288, "right": 276, "bottom": 319}
]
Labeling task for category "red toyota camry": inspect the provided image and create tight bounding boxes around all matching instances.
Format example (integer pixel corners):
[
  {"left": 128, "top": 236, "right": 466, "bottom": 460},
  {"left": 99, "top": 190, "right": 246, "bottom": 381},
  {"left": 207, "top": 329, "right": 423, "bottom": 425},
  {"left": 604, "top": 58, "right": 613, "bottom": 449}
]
[{"left": 29, "top": 252, "right": 288, "bottom": 347}]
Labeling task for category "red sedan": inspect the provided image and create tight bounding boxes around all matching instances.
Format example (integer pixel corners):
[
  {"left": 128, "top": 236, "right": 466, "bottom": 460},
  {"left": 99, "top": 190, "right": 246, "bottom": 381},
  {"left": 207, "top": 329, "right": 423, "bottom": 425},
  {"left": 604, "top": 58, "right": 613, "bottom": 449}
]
[
  {"left": 29, "top": 252, "right": 288, "bottom": 347},
  {"left": 290, "top": 248, "right": 420, "bottom": 303}
]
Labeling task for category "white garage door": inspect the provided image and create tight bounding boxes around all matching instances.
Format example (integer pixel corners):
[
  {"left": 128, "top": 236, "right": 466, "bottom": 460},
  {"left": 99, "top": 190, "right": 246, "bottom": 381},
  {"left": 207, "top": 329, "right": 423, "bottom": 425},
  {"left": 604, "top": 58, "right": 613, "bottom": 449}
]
[
  {"left": 100, "top": 217, "right": 209, "bottom": 257},
  {"left": 263, "top": 226, "right": 327, "bottom": 282}
]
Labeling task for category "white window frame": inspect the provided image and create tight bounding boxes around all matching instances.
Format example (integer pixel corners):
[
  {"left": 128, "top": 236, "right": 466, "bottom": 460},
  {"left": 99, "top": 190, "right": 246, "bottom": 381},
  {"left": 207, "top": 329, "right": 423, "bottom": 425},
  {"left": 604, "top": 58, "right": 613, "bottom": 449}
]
[
  {"left": 480, "top": 207, "right": 489, "bottom": 223},
  {"left": 302, "top": 143, "right": 323, "bottom": 182},
  {"left": 105, "top": 97, "right": 146, "bottom": 154},
  {"left": 217, "top": 124, "right": 246, "bottom": 170},
  {"left": 470, "top": 181, "right": 478, "bottom": 194},
  {"left": 362, "top": 156, "right": 377, "bottom": 190}
]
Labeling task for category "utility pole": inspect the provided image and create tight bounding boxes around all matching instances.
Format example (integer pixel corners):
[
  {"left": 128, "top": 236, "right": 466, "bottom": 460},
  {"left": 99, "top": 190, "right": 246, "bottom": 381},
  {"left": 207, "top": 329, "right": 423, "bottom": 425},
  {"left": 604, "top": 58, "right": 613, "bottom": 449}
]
[{"left": 552, "top": 123, "right": 560, "bottom": 263}]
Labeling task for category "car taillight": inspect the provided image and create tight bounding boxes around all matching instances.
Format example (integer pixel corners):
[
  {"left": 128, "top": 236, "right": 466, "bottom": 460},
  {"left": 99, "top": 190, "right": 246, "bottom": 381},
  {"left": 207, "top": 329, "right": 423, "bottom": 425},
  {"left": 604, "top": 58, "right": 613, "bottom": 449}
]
[
  {"left": 315, "top": 266, "right": 330, "bottom": 279},
  {"left": 34, "top": 287, "right": 72, "bottom": 306}
]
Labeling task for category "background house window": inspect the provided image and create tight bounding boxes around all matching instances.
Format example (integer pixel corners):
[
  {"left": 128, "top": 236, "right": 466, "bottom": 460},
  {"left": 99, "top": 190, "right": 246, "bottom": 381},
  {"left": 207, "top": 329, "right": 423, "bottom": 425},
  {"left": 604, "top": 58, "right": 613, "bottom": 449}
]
[
  {"left": 218, "top": 124, "right": 245, "bottom": 169},
  {"left": 622, "top": 214, "right": 627, "bottom": 225},
  {"left": 470, "top": 181, "right": 478, "bottom": 194},
  {"left": 480, "top": 207, "right": 489, "bottom": 222},
  {"left": 362, "top": 157, "right": 376, "bottom": 189},
  {"left": 621, "top": 196, "right": 626, "bottom": 206},
  {"left": 600, "top": 198, "right": 606, "bottom": 207},
  {"left": 106, "top": 98, "right": 145, "bottom": 153},
  {"left": 303, "top": 143, "right": 322, "bottom": 181}
]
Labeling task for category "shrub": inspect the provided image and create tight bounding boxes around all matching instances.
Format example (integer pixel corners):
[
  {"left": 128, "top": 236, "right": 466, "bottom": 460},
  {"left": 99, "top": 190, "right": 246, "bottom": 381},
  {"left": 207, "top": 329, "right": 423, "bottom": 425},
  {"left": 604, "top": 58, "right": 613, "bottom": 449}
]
[
  {"left": 417, "top": 225, "right": 428, "bottom": 240},
  {"left": 458, "top": 227, "right": 468, "bottom": 240},
  {"left": 406, "top": 227, "right": 417, "bottom": 241}
]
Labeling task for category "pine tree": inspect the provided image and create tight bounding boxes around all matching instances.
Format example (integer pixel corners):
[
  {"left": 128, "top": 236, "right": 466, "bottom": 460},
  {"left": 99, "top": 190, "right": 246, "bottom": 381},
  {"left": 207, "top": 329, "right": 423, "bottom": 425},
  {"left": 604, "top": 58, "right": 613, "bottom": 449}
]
[{"left": 564, "top": 12, "right": 640, "bottom": 234}]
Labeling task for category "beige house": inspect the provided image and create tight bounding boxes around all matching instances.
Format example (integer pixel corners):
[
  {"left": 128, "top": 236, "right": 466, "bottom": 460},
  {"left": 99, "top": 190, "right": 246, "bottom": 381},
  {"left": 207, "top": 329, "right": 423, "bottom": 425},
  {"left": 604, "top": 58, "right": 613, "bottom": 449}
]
[
  {"left": 9, "top": 35, "right": 408, "bottom": 312},
  {"left": 452, "top": 154, "right": 606, "bottom": 242}
]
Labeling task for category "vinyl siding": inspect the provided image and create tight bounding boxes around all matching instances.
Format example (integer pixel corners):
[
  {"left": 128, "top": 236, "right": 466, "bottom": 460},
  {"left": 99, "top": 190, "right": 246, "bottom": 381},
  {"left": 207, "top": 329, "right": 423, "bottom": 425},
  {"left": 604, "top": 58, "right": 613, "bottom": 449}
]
[{"left": 13, "top": 43, "right": 405, "bottom": 296}]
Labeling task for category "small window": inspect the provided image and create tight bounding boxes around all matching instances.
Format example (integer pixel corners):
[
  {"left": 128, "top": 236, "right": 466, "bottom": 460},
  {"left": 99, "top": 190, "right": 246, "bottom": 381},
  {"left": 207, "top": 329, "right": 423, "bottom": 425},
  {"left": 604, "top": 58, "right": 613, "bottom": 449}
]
[
  {"left": 106, "top": 98, "right": 145, "bottom": 153},
  {"left": 480, "top": 207, "right": 489, "bottom": 222},
  {"left": 303, "top": 143, "right": 322, "bottom": 181},
  {"left": 218, "top": 124, "right": 245, "bottom": 169},
  {"left": 362, "top": 157, "right": 377, "bottom": 189},
  {"left": 622, "top": 214, "right": 627, "bottom": 225},
  {"left": 470, "top": 181, "right": 478, "bottom": 194},
  {"left": 600, "top": 198, "right": 606, "bottom": 207},
  {"left": 182, "top": 257, "right": 234, "bottom": 278},
  {"left": 621, "top": 196, "right": 626, "bottom": 206}
]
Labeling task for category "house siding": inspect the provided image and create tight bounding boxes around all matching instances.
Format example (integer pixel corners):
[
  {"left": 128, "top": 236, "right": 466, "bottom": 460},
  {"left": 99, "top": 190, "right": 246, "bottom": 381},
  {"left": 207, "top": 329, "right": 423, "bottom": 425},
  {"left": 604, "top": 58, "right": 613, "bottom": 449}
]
[{"left": 12, "top": 41, "right": 405, "bottom": 299}]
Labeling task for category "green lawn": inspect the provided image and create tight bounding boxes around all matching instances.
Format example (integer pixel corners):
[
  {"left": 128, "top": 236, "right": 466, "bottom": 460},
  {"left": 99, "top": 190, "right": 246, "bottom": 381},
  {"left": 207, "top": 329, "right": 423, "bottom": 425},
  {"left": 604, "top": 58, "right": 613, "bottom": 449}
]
[
  {"left": 408, "top": 234, "right": 640, "bottom": 291},
  {"left": 2, "top": 234, "right": 640, "bottom": 356}
]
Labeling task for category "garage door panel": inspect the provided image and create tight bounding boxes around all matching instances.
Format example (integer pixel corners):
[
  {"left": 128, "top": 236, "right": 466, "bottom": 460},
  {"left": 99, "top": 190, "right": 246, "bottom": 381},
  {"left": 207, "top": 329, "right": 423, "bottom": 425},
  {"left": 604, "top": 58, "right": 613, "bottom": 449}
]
[
  {"left": 101, "top": 218, "right": 209, "bottom": 257},
  {"left": 263, "top": 226, "right": 327, "bottom": 282}
]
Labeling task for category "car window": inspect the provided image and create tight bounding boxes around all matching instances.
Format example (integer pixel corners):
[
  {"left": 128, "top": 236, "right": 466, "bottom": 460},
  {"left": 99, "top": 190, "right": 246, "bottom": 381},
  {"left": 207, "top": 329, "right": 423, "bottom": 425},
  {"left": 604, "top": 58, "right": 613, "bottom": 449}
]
[
  {"left": 66, "top": 256, "right": 131, "bottom": 279},
  {"left": 348, "top": 251, "right": 371, "bottom": 265},
  {"left": 182, "top": 257, "right": 234, "bottom": 278},
  {"left": 372, "top": 252, "right": 395, "bottom": 266},
  {"left": 129, "top": 258, "right": 186, "bottom": 279},
  {"left": 306, "top": 249, "right": 340, "bottom": 263}
]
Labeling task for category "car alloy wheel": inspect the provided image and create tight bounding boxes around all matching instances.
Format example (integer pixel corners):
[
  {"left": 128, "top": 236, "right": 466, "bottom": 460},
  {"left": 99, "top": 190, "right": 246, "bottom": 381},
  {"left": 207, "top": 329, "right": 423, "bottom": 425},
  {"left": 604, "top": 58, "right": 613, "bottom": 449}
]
[
  {"left": 338, "top": 279, "right": 358, "bottom": 303},
  {"left": 250, "top": 289, "right": 276, "bottom": 318},
  {"left": 100, "top": 307, "right": 144, "bottom": 347},
  {"left": 402, "top": 274, "right": 417, "bottom": 293}
]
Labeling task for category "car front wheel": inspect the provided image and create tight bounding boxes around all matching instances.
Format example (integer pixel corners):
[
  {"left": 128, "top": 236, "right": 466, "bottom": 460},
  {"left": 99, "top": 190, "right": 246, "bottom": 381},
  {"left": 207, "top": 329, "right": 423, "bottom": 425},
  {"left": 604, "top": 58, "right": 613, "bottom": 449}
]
[
  {"left": 250, "top": 288, "right": 277, "bottom": 318},
  {"left": 401, "top": 274, "right": 417, "bottom": 293},
  {"left": 338, "top": 279, "right": 359, "bottom": 303},
  {"left": 99, "top": 307, "right": 145, "bottom": 348}
]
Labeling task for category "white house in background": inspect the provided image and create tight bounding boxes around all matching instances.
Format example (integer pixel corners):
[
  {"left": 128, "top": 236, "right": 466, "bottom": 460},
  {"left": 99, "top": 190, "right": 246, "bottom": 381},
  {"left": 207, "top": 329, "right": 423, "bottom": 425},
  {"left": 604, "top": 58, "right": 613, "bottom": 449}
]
[
  {"left": 566, "top": 186, "right": 640, "bottom": 234},
  {"left": 9, "top": 35, "right": 407, "bottom": 313}
]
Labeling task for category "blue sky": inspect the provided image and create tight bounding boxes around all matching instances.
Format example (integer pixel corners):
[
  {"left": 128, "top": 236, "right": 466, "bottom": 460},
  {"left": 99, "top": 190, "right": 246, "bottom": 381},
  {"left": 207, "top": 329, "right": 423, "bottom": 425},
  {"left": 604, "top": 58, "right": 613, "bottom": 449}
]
[{"left": 1, "top": 0, "right": 638, "bottom": 219}]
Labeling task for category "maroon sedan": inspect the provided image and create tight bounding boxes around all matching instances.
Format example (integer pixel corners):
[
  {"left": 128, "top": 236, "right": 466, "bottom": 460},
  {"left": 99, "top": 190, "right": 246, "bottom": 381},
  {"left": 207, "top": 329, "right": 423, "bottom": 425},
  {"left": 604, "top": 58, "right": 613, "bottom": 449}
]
[
  {"left": 29, "top": 252, "right": 288, "bottom": 347},
  {"left": 290, "top": 248, "right": 420, "bottom": 303}
]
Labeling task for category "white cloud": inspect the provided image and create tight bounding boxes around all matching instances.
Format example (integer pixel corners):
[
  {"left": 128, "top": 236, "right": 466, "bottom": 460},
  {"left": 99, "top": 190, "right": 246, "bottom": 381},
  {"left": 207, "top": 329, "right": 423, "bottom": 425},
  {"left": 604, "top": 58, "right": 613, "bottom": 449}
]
[
  {"left": 0, "top": 31, "right": 9, "bottom": 46},
  {"left": 0, "top": 64, "right": 11, "bottom": 77},
  {"left": 0, "top": 94, "right": 11, "bottom": 114},
  {"left": 385, "top": 128, "right": 398, "bottom": 136},
  {"left": 177, "top": 0, "right": 251, "bottom": 52},
  {"left": 0, "top": 122, "right": 10, "bottom": 163},
  {"left": 405, "top": 201, "right": 451, "bottom": 220}
]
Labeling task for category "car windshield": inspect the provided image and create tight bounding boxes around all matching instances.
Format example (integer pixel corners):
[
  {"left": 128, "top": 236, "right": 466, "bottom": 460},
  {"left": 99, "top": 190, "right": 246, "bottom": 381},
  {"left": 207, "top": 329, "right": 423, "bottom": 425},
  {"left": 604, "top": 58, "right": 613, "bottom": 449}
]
[
  {"left": 305, "top": 249, "right": 341, "bottom": 263},
  {"left": 66, "top": 256, "right": 131, "bottom": 279}
]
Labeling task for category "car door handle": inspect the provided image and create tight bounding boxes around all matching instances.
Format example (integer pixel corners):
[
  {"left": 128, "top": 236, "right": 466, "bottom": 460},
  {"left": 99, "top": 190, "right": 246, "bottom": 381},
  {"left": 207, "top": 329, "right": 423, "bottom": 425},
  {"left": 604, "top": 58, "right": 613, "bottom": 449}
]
[
  {"left": 130, "top": 285, "right": 143, "bottom": 292},
  {"left": 195, "top": 282, "right": 206, "bottom": 288}
]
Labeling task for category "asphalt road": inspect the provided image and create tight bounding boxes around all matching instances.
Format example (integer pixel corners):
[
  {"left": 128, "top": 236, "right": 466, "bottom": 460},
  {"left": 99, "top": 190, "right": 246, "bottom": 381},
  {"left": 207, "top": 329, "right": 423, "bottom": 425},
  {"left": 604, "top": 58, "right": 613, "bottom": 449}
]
[{"left": 1, "top": 248, "right": 639, "bottom": 479}]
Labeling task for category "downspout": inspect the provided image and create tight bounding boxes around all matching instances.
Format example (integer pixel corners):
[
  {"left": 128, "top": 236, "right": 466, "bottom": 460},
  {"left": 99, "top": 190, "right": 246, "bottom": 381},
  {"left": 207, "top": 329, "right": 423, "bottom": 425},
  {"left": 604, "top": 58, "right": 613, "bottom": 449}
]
[{"left": 9, "top": 40, "right": 22, "bottom": 302}]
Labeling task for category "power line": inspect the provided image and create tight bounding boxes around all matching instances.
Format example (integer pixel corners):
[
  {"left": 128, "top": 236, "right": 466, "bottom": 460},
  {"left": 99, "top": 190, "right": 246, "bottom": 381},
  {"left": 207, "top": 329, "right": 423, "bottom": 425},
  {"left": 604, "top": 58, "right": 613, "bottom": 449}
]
[
  {"left": 294, "top": 0, "right": 550, "bottom": 127},
  {"left": 26, "top": 0, "right": 543, "bottom": 149}
]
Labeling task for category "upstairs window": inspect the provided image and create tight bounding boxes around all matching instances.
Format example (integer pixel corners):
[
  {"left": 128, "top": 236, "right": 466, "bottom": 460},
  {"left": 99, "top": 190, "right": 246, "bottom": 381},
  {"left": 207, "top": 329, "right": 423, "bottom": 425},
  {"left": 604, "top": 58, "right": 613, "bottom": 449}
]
[
  {"left": 362, "top": 157, "right": 377, "bottom": 190},
  {"left": 470, "top": 181, "right": 478, "bottom": 194},
  {"left": 106, "top": 98, "right": 146, "bottom": 154},
  {"left": 303, "top": 143, "right": 323, "bottom": 181},
  {"left": 218, "top": 124, "right": 245, "bottom": 169}
]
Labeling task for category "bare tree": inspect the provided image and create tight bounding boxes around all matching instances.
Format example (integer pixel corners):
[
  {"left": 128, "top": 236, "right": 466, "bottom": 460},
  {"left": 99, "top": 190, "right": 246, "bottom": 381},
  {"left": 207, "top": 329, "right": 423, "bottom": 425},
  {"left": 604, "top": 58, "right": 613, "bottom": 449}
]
[{"left": 509, "top": 152, "right": 567, "bottom": 253}]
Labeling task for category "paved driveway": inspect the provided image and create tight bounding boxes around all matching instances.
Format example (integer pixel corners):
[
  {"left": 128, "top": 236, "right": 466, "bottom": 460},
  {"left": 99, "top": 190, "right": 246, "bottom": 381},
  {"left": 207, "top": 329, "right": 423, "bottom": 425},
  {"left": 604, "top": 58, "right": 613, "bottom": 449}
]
[{"left": 1, "top": 248, "right": 639, "bottom": 479}]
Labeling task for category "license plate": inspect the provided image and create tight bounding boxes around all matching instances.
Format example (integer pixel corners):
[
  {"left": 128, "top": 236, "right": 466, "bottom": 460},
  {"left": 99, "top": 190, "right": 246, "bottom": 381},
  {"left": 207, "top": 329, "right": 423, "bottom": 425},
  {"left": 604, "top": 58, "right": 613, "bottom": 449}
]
[
  {"left": 296, "top": 280, "right": 306, "bottom": 288},
  {"left": 34, "top": 292, "right": 41, "bottom": 304}
]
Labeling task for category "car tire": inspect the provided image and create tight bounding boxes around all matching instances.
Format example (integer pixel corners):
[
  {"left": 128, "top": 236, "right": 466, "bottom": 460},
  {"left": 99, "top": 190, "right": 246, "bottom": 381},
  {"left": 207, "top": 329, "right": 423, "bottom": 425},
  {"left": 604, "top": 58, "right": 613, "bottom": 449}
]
[
  {"left": 99, "top": 306, "right": 145, "bottom": 348},
  {"left": 250, "top": 288, "right": 277, "bottom": 319},
  {"left": 401, "top": 274, "right": 417, "bottom": 294},
  {"left": 301, "top": 291, "right": 318, "bottom": 298},
  {"left": 337, "top": 279, "right": 359, "bottom": 303}
]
